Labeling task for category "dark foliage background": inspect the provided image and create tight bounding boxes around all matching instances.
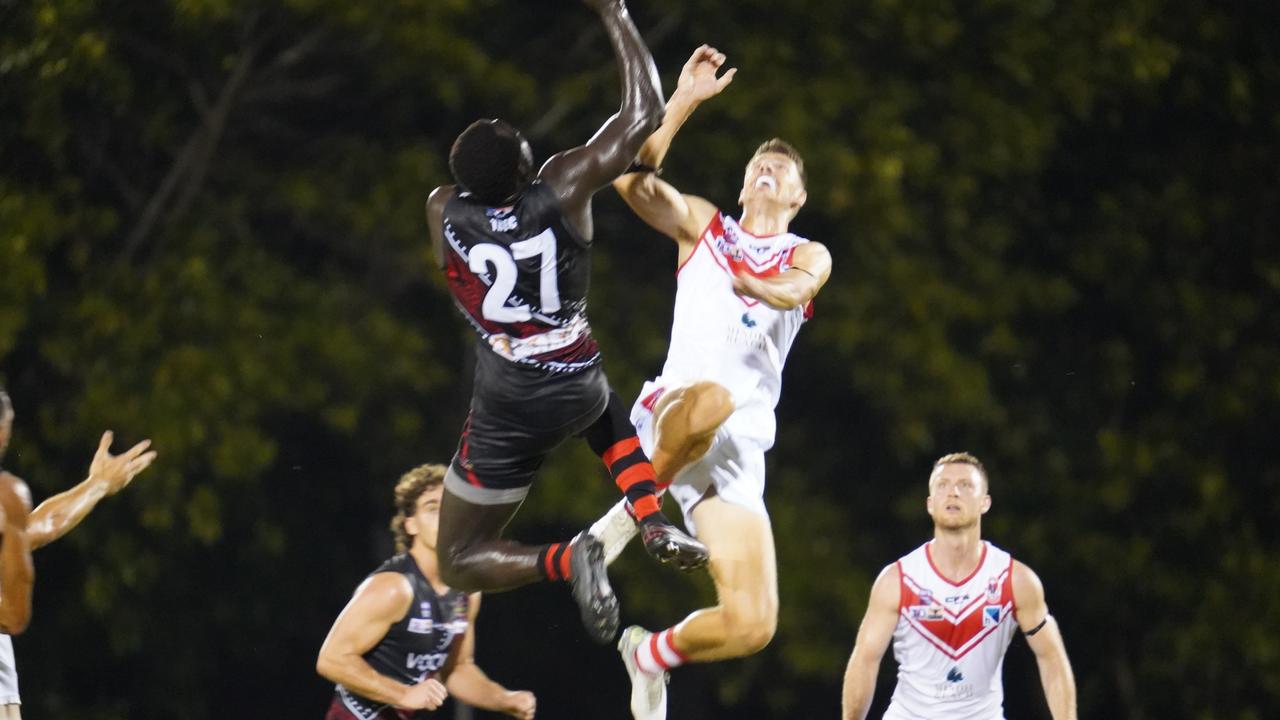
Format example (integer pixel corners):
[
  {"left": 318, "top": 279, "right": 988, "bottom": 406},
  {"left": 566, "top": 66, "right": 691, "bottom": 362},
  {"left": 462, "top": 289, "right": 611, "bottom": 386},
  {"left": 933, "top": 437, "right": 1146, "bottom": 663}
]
[{"left": 2, "top": 0, "right": 1278, "bottom": 717}]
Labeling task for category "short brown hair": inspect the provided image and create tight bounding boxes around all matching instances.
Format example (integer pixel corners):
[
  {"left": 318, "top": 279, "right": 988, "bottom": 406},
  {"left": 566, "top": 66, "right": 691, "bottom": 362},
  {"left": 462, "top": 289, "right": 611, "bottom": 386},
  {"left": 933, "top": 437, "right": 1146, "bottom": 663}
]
[
  {"left": 751, "top": 138, "right": 806, "bottom": 187},
  {"left": 932, "top": 452, "right": 988, "bottom": 492},
  {"left": 390, "top": 464, "right": 447, "bottom": 553}
]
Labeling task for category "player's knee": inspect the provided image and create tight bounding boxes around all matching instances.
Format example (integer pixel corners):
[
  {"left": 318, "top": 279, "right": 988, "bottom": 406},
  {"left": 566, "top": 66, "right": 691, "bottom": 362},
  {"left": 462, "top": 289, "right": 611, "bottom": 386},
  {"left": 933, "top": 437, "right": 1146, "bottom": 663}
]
[
  {"left": 721, "top": 598, "right": 778, "bottom": 656},
  {"left": 683, "top": 382, "right": 734, "bottom": 437}
]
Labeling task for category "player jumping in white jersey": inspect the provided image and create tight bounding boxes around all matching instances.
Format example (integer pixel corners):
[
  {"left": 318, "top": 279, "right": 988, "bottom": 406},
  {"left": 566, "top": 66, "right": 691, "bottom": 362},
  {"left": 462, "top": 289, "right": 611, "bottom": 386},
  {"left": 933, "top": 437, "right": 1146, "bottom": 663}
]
[
  {"left": 590, "top": 46, "right": 831, "bottom": 719},
  {"left": 841, "top": 453, "right": 1077, "bottom": 720}
]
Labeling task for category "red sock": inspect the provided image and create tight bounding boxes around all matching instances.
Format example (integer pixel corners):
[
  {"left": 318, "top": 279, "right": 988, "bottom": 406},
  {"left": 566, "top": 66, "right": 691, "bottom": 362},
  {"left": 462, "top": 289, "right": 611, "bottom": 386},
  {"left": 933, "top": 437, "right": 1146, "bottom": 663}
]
[{"left": 537, "top": 541, "right": 574, "bottom": 581}]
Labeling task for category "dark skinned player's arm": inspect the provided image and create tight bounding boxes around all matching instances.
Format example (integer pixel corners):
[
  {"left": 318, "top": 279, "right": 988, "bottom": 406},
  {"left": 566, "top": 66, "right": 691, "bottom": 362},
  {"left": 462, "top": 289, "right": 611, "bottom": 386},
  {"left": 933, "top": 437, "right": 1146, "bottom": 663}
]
[
  {"left": 538, "top": 0, "right": 665, "bottom": 241},
  {"left": 426, "top": 185, "right": 456, "bottom": 270}
]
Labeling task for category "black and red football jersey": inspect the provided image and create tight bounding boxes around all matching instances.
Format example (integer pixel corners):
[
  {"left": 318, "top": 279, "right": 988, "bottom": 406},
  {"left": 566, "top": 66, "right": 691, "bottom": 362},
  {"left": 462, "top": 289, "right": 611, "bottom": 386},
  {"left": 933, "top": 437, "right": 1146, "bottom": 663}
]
[{"left": 441, "top": 181, "right": 600, "bottom": 373}]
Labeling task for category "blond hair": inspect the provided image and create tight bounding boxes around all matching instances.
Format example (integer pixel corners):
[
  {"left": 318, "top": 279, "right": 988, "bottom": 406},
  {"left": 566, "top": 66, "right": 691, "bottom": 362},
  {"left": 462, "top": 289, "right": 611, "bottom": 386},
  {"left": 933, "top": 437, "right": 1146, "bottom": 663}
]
[
  {"left": 389, "top": 464, "right": 447, "bottom": 553},
  {"left": 932, "top": 452, "right": 989, "bottom": 493},
  {"left": 751, "top": 138, "right": 806, "bottom": 187}
]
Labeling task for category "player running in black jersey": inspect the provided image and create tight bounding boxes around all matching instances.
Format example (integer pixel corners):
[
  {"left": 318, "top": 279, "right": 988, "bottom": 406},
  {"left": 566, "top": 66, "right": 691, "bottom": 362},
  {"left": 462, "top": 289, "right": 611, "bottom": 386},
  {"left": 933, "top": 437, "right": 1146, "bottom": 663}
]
[
  {"left": 425, "top": 0, "right": 707, "bottom": 644},
  {"left": 318, "top": 465, "right": 536, "bottom": 720}
]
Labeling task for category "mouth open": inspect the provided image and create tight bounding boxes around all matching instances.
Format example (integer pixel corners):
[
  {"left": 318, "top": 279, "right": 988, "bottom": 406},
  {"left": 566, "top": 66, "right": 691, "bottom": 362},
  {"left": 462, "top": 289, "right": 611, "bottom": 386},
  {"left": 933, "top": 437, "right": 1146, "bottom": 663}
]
[{"left": 754, "top": 175, "right": 777, "bottom": 192}]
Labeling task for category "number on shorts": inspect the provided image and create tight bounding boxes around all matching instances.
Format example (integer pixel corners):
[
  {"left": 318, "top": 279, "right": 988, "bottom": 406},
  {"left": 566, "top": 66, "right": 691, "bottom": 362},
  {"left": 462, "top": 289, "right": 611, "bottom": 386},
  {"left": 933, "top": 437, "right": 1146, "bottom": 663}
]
[{"left": 468, "top": 228, "right": 561, "bottom": 322}]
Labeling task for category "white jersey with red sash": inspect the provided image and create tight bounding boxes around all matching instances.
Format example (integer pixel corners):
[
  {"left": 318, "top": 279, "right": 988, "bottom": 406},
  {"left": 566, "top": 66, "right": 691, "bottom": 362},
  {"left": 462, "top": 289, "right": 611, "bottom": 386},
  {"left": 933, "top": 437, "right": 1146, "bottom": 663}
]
[
  {"left": 886, "top": 541, "right": 1018, "bottom": 720},
  {"left": 651, "top": 212, "right": 811, "bottom": 447}
]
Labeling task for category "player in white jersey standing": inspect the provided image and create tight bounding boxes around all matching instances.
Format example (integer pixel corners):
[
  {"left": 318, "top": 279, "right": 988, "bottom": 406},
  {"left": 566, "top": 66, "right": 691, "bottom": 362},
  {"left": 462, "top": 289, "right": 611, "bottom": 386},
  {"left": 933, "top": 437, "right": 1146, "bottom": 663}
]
[
  {"left": 593, "top": 46, "right": 831, "bottom": 719},
  {"left": 0, "top": 389, "right": 156, "bottom": 719},
  {"left": 841, "top": 453, "right": 1077, "bottom": 720}
]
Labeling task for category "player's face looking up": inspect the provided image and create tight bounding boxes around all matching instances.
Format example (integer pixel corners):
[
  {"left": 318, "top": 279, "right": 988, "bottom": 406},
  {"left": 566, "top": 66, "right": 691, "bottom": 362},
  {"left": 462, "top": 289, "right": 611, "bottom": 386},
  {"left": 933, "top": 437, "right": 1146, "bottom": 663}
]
[
  {"left": 739, "top": 152, "right": 806, "bottom": 214},
  {"left": 926, "top": 462, "right": 991, "bottom": 531},
  {"left": 405, "top": 485, "right": 445, "bottom": 552}
]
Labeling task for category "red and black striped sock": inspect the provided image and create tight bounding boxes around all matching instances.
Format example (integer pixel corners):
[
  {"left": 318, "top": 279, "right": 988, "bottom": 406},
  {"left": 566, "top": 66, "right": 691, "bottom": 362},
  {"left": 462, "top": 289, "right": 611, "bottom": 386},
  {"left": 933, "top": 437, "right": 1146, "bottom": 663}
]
[
  {"left": 537, "top": 541, "right": 575, "bottom": 582},
  {"left": 601, "top": 436, "right": 662, "bottom": 523}
]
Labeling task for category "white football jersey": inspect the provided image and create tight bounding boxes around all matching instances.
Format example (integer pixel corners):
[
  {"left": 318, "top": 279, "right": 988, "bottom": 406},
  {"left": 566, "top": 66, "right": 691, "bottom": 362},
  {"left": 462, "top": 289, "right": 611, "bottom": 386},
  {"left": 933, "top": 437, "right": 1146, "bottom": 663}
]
[
  {"left": 658, "top": 212, "right": 812, "bottom": 446},
  {"left": 885, "top": 542, "right": 1018, "bottom": 720}
]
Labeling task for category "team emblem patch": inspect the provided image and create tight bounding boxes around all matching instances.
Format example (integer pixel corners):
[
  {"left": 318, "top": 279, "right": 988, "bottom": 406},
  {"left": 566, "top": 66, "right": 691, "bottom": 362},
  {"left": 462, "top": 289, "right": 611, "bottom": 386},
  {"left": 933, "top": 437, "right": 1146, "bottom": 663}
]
[
  {"left": 983, "top": 605, "right": 1001, "bottom": 627},
  {"left": 408, "top": 618, "right": 434, "bottom": 634}
]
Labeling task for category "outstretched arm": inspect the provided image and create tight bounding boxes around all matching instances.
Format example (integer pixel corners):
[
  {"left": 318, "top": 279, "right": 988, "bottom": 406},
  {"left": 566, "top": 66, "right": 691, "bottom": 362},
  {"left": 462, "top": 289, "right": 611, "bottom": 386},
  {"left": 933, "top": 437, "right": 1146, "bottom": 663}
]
[
  {"left": 0, "top": 473, "right": 33, "bottom": 635},
  {"left": 317, "top": 573, "right": 449, "bottom": 711},
  {"left": 441, "top": 595, "right": 536, "bottom": 719},
  {"left": 613, "top": 45, "right": 736, "bottom": 253},
  {"left": 539, "top": 0, "right": 664, "bottom": 239},
  {"left": 732, "top": 241, "right": 832, "bottom": 310},
  {"left": 1013, "top": 561, "right": 1078, "bottom": 720},
  {"left": 842, "top": 564, "right": 900, "bottom": 720},
  {"left": 27, "top": 431, "right": 156, "bottom": 550}
]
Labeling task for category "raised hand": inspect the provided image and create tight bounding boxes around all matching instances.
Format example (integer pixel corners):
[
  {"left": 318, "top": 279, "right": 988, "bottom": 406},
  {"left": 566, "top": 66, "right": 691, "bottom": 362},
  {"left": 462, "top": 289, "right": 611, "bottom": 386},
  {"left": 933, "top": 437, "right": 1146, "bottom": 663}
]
[
  {"left": 398, "top": 677, "right": 448, "bottom": 711},
  {"left": 676, "top": 44, "right": 737, "bottom": 103},
  {"left": 88, "top": 431, "right": 157, "bottom": 495}
]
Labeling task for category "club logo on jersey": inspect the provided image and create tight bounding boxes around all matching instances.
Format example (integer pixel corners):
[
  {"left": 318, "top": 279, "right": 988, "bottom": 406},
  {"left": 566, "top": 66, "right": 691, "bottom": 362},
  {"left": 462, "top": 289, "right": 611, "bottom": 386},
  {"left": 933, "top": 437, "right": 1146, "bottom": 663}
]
[
  {"left": 909, "top": 604, "right": 945, "bottom": 621},
  {"left": 986, "top": 577, "right": 1001, "bottom": 603},
  {"left": 946, "top": 667, "right": 965, "bottom": 683},
  {"left": 740, "top": 312, "right": 757, "bottom": 328},
  {"left": 408, "top": 601, "right": 435, "bottom": 633},
  {"left": 983, "top": 605, "right": 1002, "bottom": 627},
  {"left": 485, "top": 207, "right": 518, "bottom": 232}
]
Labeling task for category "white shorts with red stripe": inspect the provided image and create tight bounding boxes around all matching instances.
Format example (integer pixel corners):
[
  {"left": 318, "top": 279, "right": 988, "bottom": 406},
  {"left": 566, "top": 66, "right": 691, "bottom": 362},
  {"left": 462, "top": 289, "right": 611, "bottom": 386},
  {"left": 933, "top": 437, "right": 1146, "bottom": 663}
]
[{"left": 629, "top": 378, "right": 770, "bottom": 535}]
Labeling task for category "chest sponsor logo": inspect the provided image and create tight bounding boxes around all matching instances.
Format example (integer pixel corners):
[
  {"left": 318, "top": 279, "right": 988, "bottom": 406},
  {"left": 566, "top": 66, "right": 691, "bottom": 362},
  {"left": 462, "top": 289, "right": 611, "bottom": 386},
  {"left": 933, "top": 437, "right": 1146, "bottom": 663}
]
[
  {"left": 983, "top": 605, "right": 1001, "bottom": 627},
  {"left": 407, "top": 651, "right": 448, "bottom": 674},
  {"left": 408, "top": 618, "right": 433, "bottom": 634},
  {"left": 944, "top": 593, "right": 971, "bottom": 605},
  {"left": 908, "top": 604, "right": 945, "bottom": 621}
]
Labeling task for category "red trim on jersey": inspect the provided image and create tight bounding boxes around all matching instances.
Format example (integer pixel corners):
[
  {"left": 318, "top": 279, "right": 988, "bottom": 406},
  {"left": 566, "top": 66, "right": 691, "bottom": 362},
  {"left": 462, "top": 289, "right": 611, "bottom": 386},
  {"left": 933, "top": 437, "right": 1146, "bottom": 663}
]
[
  {"left": 1007, "top": 555, "right": 1018, "bottom": 621},
  {"left": 803, "top": 300, "right": 815, "bottom": 320},
  {"left": 640, "top": 387, "right": 666, "bottom": 412},
  {"left": 675, "top": 214, "right": 723, "bottom": 278},
  {"left": 602, "top": 437, "right": 641, "bottom": 468},
  {"left": 925, "top": 541, "right": 989, "bottom": 587},
  {"left": 900, "top": 579, "right": 1012, "bottom": 660},
  {"left": 902, "top": 571, "right": 989, "bottom": 622}
]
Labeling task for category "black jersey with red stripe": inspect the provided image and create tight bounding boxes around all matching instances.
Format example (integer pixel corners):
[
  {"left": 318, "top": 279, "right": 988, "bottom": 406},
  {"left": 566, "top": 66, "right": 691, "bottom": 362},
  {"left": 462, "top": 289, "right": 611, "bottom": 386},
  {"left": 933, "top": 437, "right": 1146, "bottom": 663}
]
[
  {"left": 331, "top": 554, "right": 470, "bottom": 720},
  {"left": 442, "top": 181, "right": 600, "bottom": 373}
]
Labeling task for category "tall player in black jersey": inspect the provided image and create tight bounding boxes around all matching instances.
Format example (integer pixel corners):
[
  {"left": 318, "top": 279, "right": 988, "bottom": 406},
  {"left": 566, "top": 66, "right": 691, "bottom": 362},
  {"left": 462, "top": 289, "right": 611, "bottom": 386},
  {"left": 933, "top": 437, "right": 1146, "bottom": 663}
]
[
  {"left": 424, "top": 0, "right": 707, "bottom": 644},
  {"left": 318, "top": 465, "right": 536, "bottom": 720}
]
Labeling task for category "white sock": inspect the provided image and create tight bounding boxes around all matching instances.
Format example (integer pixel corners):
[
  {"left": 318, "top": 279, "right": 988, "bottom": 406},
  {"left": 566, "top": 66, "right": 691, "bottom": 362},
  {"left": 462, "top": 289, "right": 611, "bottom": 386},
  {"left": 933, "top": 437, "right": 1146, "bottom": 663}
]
[{"left": 634, "top": 628, "right": 687, "bottom": 675}]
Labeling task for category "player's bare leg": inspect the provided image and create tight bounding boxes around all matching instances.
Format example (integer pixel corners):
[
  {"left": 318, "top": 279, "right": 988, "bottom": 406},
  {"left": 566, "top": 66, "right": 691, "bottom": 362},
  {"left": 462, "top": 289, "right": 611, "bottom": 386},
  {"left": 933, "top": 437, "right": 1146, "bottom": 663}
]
[
  {"left": 583, "top": 390, "right": 712, "bottom": 571},
  {"left": 616, "top": 495, "right": 776, "bottom": 719},
  {"left": 666, "top": 495, "right": 777, "bottom": 660},
  {"left": 0, "top": 704, "right": 19, "bottom": 720},
  {"left": 592, "top": 382, "right": 733, "bottom": 563},
  {"left": 437, "top": 485, "right": 618, "bottom": 642},
  {"left": 648, "top": 382, "right": 734, "bottom": 485}
]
